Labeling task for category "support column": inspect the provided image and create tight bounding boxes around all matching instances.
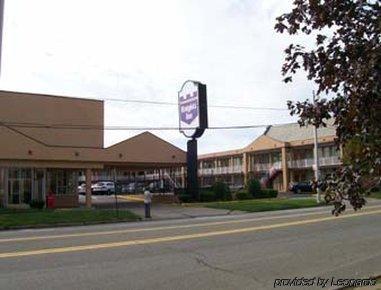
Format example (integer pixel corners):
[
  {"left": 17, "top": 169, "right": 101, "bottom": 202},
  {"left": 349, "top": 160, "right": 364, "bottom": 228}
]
[
  {"left": 251, "top": 154, "right": 255, "bottom": 176},
  {"left": 181, "top": 166, "right": 185, "bottom": 188},
  {"left": 2, "top": 168, "right": 8, "bottom": 207},
  {"left": 85, "top": 168, "right": 92, "bottom": 208},
  {"left": 281, "top": 147, "right": 289, "bottom": 192},
  {"left": 243, "top": 152, "right": 248, "bottom": 185},
  {"left": 214, "top": 159, "right": 218, "bottom": 175}
]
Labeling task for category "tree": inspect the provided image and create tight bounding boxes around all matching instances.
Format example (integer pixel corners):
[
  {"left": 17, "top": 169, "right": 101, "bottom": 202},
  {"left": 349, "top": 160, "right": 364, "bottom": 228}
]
[{"left": 275, "top": 0, "right": 381, "bottom": 215}]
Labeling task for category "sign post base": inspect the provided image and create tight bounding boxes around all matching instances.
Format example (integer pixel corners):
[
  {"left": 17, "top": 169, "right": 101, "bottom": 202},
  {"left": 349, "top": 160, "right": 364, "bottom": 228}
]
[{"left": 187, "top": 138, "right": 199, "bottom": 201}]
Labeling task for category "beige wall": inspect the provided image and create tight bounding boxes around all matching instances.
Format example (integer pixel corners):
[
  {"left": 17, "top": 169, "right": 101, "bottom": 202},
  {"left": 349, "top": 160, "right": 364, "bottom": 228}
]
[
  {"left": 0, "top": 91, "right": 186, "bottom": 167},
  {"left": 0, "top": 91, "right": 104, "bottom": 148}
]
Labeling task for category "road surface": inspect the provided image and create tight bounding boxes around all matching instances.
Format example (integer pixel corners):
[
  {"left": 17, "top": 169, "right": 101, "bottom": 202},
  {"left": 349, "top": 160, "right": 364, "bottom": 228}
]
[{"left": 0, "top": 205, "right": 380, "bottom": 290}]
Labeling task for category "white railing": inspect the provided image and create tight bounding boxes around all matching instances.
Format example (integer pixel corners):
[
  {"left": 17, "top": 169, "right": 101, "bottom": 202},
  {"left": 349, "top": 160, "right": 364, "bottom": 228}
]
[
  {"left": 319, "top": 156, "right": 341, "bottom": 166},
  {"left": 198, "top": 165, "right": 243, "bottom": 176},
  {"left": 287, "top": 159, "right": 314, "bottom": 169},
  {"left": 252, "top": 161, "right": 281, "bottom": 172},
  {"left": 287, "top": 156, "right": 341, "bottom": 168},
  {"left": 232, "top": 165, "right": 242, "bottom": 173}
]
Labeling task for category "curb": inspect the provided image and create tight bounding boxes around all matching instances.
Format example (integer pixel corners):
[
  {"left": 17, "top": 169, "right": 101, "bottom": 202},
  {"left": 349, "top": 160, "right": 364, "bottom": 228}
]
[{"left": 0, "top": 217, "right": 142, "bottom": 231}]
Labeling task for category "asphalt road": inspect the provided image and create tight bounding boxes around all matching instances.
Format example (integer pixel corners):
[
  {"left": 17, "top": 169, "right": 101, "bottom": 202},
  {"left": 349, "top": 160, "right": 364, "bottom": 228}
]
[{"left": 0, "top": 205, "right": 380, "bottom": 290}]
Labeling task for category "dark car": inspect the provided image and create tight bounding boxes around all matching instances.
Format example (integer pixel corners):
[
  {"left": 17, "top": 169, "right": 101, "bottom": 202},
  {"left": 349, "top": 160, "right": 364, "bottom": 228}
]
[{"left": 289, "top": 181, "right": 313, "bottom": 194}]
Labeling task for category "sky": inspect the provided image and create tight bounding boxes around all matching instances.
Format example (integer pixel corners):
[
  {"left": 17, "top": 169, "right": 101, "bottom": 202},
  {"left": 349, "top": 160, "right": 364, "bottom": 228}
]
[{"left": 0, "top": 0, "right": 315, "bottom": 154}]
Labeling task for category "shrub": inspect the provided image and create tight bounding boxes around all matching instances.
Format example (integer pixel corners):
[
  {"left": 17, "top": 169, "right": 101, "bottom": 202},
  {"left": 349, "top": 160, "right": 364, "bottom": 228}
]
[
  {"left": 200, "top": 190, "right": 216, "bottom": 202},
  {"left": 246, "top": 179, "right": 262, "bottom": 198},
  {"left": 212, "top": 182, "right": 232, "bottom": 201},
  {"left": 178, "top": 193, "right": 194, "bottom": 203},
  {"left": 260, "top": 189, "right": 278, "bottom": 199},
  {"left": 235, "top": 191, "right": 253, "bottom": 200},
  {"left": 29, "top": 199, "right": 45, "bottom": 209}
]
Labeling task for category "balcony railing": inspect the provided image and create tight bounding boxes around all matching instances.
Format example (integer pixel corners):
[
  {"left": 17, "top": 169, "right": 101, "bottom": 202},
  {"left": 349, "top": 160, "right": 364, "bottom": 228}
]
[
  {"left": 199, "top": 165, "right": 242, "bottom": 176},
  {"left": 287, "top": 156, "right": 341, "bottom": 169},
  {"left": 252, "top": 161, "right": 282, "bottom": 172},
  {"left": 319, "top": 156, "right": 341, "bottom": 166}
]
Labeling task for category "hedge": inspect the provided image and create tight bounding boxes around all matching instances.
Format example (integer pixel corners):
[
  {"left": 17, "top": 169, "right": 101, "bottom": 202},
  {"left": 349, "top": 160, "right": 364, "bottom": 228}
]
[
  {"left": 235, "top": 191, "right": 253, "bottom": 200},
  {"left": 178, "top": 193, "right": 194, "bottom": 203},
  {"left": 212, "top": 182, "right": 232, "bottom": 201},
  {"left": 29, "top": 200, "right": 45, "bottom": 209},
  {"left": 246, "top": 179, "right": 262, "bottom": 197},
  {"left": 253, "top": 189, "right": 278, "bottom": 199}
]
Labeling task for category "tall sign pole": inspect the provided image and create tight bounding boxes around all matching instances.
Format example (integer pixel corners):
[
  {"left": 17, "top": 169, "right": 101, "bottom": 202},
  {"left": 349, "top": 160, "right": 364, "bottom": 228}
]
[
  {"left": 178, "top": 81, "right": 208, "bottom": 201},
  {"left": 313, "top": 91, "right": 321, "bottom": 203}
]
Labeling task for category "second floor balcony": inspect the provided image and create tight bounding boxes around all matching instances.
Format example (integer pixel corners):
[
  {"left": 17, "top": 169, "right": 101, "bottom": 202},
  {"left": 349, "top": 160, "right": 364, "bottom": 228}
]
[
  {"left": 287, "top": 156, "right": 341, "bottom": 169},
  {"left": 199, "top": 165, "right": 242, "bottom": 176},
  {"left": 252, "top": 161, "right": 282, "bottom": 172}
]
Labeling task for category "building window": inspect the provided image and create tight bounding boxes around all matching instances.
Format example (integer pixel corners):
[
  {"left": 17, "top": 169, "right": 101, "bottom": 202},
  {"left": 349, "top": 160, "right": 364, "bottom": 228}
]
[
  {"left": 233, "top": 157, "right": 242, "bottom": 166},
  {"left": 272, "top": 152, "right": 281, "bottom": 163},
  {"left": 47, "top": 169, "right": 78, "bottom": 195},
  {"left": 7, "top": 168, "right": 32, "bottom": 204}
]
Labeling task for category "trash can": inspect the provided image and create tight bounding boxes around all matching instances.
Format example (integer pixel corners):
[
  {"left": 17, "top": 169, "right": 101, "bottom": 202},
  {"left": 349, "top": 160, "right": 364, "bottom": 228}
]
[{"left": 46, "top": 193, "right": 55, "bottom": 209}]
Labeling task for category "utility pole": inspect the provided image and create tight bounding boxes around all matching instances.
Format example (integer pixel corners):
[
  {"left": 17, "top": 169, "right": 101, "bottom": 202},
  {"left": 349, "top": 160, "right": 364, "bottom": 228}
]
[
  {"left": 313, "top": 91, "right": 321, "bottom": 203},
  {"left": 0, "top": 0, "right": 4, "bottom": 76}
]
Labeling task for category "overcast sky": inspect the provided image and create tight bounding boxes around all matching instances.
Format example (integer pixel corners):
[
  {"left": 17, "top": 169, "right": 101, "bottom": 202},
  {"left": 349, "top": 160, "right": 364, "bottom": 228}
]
[{"left": 0, "top": 0, "right": 315, "bottom": 154}]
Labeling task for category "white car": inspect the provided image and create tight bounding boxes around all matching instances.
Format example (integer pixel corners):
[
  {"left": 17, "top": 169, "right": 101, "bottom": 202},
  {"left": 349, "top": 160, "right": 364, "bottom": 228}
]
[
  {"left": 78, "top": 184, "right": 86, "bottom": 195},
  {"left": 91, "top": 181, "right": 115, "bottom": 195}
]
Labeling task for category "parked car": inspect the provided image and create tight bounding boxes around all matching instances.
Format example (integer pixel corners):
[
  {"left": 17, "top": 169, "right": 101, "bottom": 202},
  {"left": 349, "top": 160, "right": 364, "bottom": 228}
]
[
  {"left": 91, "top": 181, "right": 115, "bottom": 195},
  {"left": 122, "top": 182, "right": 137, "bottom": 193},
  {"left": 78, "top": 183, "right": 86, "bottom": 195},
  {"left": 289, "top": 181, "right": 313, "bottom": 194}
]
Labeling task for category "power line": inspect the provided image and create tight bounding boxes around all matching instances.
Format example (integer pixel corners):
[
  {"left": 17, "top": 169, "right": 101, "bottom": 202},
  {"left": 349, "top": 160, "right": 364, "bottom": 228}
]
[
  {"left": 0, "top": 120, "right": 293, "bottom": 131},
  {"left": 101, "top": 97, "right": 287, "bottom": 111}
]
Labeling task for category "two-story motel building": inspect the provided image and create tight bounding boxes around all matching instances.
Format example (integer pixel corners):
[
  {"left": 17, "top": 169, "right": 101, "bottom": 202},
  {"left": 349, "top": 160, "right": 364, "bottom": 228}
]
[{"left": 198, "top": 120, "right": 341, "bottom": 192}]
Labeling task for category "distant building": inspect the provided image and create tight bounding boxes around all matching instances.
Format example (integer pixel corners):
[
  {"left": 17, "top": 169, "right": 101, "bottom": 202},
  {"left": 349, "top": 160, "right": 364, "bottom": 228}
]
[{"left": 199, "top": 120, "right": 341, "bottom": 192}]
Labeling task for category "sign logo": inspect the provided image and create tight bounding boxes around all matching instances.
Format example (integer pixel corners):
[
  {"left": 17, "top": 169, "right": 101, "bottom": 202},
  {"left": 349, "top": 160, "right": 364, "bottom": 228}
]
[
  {"left": 178, "top": 80, "right": 208, "bottom": 138},
  {"left": 180, "top": 91, "right": 199, "bottom": 125}
]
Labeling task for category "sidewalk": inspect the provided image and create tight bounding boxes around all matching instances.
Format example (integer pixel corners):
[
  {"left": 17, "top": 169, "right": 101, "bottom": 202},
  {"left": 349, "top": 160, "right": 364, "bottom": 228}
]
[
  {"left": 79, "top": 194, "right": 381, "bottom": 221},
  {"left": 128, "top": 203, "right": 246, "bottom": 220},
  {"left": 79, "top": 194, "right": 245, "bottom": 220}
]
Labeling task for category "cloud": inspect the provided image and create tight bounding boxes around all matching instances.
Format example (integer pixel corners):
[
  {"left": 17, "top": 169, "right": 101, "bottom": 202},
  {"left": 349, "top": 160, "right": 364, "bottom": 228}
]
[{"left": 0, "top": 0, "right": 313, "bottom": 153}]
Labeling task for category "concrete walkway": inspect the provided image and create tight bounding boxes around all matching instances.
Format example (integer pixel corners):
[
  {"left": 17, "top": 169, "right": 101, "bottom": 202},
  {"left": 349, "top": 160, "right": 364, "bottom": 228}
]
[
  {"left": 78, "top": 194, "right": 381, "bottom": 221},
  {"left": 78, "top": 194, "right": 245, "bottom": 220},
  {"left": 126, "top": 203, "right": 245, "bottom": 220}
]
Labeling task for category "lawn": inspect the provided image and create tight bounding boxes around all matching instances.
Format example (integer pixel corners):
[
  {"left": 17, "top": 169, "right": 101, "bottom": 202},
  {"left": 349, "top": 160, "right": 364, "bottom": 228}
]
[
  {"left": 369, "top": 191, "right": 381, "bottom": 199},
  {"left": 0, "top": 208, "right": 140, "bottom": 229},
  {"left": 201, "top": 198, "right": 325, "bottom": 213}
]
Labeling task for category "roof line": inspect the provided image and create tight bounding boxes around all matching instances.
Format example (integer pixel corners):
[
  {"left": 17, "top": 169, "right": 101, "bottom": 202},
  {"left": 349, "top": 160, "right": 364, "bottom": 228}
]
[
  {"left": 106, "top": 131, "right": 186, "bottom": 153},
  {"left": 0, "top": 90, "right": 104, "bottom": 103}
]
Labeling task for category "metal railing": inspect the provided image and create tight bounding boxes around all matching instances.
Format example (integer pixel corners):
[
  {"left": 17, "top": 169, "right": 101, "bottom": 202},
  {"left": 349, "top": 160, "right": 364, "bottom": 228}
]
[
  {"left": 287, "top": 156, "right": 341, "bottom": 168},
  {"left": 198, "top": 165, "right": 242, "bottom": 176},
  {"left": 252, "top": 161, "right": 282, "bottom": 172}
]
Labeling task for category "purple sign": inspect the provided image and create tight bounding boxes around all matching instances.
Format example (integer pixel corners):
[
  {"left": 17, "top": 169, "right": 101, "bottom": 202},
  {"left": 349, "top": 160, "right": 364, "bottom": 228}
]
[
  {"left": 178, "top": 81, "right": 200, "bottom": 132},
  {"left": 178, "top": 80, "right": 207, "bottom": 138},
  {"left": 180, "top": 91, "right": 198, "bottom": 125}
]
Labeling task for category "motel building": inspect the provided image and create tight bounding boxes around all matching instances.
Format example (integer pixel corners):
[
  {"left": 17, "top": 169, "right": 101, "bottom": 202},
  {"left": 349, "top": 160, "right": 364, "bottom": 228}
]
[
  {"left": 198, "top": 120, "right": 342, "bottom": 192},
  {"left": 0, "top": 91, "right": 186, "bottom": 208},
  {"left": 0, "top": 90, "right": 343, "bottom": 209}
]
